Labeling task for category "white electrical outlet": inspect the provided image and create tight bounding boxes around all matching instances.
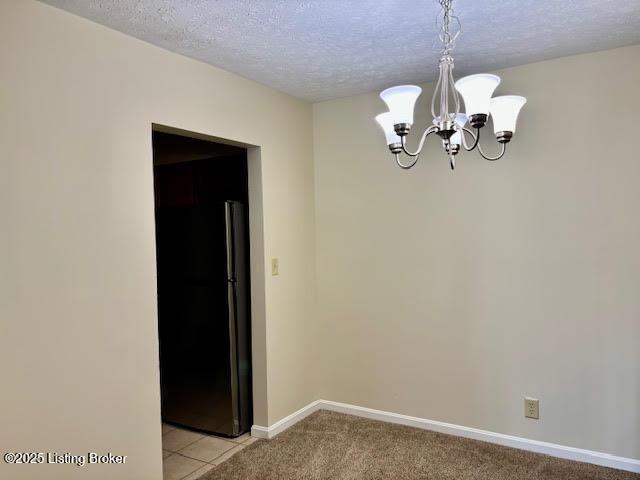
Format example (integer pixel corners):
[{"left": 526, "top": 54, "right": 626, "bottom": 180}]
[{"left": 525, "top": 397, "right": 539, "bottom": 419}]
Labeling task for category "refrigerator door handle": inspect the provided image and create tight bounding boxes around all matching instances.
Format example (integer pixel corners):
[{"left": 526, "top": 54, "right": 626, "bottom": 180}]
[{"left": 224, "top": 201, "right": 241, "bottom": 436}]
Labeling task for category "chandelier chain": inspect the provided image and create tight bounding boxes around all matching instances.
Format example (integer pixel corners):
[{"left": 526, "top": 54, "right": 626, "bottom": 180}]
[{"left": 437, "top": 0, "right": 461, "bottom": 56}]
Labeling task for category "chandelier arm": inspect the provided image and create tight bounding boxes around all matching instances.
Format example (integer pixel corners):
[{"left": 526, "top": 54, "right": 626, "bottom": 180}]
[
  {"left": 461, "top": 127, "right": 480, "bottom": 151},
  {"left": 400, "top": 125, "right": 439, "bottom": 157},
  {"left": 395, "top": 153, "right": 420, "bottom": 169},
  {"left": 477, "top": 141, "right": 507, "bottom": 161}
]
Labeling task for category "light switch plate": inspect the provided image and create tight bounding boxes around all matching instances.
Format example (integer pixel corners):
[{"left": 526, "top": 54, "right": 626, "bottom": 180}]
[
  {"left": 525, "top": 397, "right": 539, "bottom": 419},
  {"left": 271, "top": 258, "right": 279, "bottom": 276}
]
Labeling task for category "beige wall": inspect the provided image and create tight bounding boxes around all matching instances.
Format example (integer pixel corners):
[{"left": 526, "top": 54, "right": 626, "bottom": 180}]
[
  {"left": 313, "top": 45, "right": 640, "bottom": 459},
  {"left": 0, "top": 1, "right": 317, "bottom": 479}
]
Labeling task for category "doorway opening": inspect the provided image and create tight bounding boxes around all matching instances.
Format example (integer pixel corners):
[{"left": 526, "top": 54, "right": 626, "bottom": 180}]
[{"left": 152, "top": 129, "right": 253, "bottom": 439}]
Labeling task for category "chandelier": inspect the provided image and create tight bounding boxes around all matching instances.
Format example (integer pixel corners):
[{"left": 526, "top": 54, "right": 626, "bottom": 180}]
[{"left": 375, "top": 0, "right": 526, "bottom": 170}]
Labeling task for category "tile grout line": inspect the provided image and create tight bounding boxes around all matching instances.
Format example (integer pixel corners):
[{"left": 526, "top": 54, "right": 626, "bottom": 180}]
[
  {"left": 200, "top": 437, "right": 258, "bottom": 465},
  {"left": 171, "top": 451, "right": 212, "bottom": 463},
  {"left": 173, "top": 443, "right": 243, "bottom": 480},
  {"left": 175, "top": 459, "right": 209, "bottom": 480},
  {"left": 169, "top": 440, "right": 241, "bottom": 464},
  {"left": 165, "top": 431, "right": 248, "bottom": 454},
  {"left": 164, "top": 435, "right": 204, "bottom": 454},
  {"left": 164, "top": 430, "right": 213, "bottom": 454},
  {"left": 173, "top": 445, "right": 235, "bottom": 464},
  {"left": 205, "top": 444, "right": 243, "bottom": 465},
  {"left": 163, "top": 449, "right": 207, "bottom": 480},
  {"left": 163, "top": 428, "right": 256, "bottom": 479}
]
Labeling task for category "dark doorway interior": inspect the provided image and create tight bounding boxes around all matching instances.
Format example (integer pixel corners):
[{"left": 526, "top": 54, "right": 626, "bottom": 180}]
[{"left": 152, "top": 130, "right": 252, "bottom": 438}]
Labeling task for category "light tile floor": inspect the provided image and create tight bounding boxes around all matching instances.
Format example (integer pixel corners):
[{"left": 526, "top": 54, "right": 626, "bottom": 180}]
[{"left": 162, "top": 423, "right": 258, "bottom": 480}]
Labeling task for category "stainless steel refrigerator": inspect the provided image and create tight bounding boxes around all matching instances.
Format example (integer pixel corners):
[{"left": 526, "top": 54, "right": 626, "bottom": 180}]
[{"left": 157, "top": 200, "right": 251, "bottom": 437}]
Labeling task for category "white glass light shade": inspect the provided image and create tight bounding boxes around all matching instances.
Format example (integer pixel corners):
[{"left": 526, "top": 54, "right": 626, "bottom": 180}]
[
  {"left": 379, "top": 85, "right": 422, "bottom": 125},
  {"left": 489, "top": 95, "right": 526, "bottom": 133},
  {"left": 450, "top": 113, "right": 468, "bottom": 145},
  {"left": 375, "top": 112, "right": 401, "bottom": 145},
  {"left": 454, "top": 74, "right": 500, "bottom": 116}
]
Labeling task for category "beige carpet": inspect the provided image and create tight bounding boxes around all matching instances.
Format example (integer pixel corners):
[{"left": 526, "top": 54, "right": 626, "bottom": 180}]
[{"left": 204, "top": 410, "right": 638, "bottom": 480}]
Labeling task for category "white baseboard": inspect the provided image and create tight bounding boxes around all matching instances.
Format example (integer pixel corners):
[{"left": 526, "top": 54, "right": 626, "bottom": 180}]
[
  {"left": 252, "top": 399, "right": 640, "bottom": 473},
  {"left": 251, "top": 400, "right": 321, "bottom": 439},
  {"left": 319, "top": 400, "right": 640, "bottom": 473}
]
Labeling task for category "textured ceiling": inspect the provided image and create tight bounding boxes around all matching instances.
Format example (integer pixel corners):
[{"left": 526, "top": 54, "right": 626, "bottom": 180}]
[{"left": 40, "top": 0, "right": 640, "bottom": 102}]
